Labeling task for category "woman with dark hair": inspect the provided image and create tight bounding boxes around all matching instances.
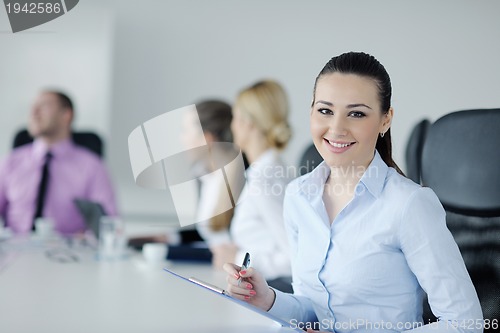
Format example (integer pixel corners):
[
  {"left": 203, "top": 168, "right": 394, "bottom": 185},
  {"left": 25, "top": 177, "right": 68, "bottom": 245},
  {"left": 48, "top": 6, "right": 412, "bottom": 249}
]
[
  {"left": 128, "top": 100, "right": 237, "bottom": 260},
  {"left": 223, "top": 52, "right": 482, "bottom": 332},
  {"left": 180, "top": 100, "right": 235, "bottom": 246}
]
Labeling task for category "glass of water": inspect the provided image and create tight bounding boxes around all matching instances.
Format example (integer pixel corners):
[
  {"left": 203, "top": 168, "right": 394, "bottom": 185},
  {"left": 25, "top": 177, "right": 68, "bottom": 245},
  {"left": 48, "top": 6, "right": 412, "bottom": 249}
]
[{"left": 98, "top": 216, "right": 126, "bottom": 261}]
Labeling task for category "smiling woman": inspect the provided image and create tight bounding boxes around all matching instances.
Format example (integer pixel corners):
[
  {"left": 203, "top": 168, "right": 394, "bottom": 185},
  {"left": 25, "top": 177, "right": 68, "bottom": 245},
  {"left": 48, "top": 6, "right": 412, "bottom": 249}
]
[
  {"left": 223, "top": 52, "right": 483, "bottom": 333},
  {"left": 311, "top": 52, "right": 403, "bottom": 176},
  {"left": 311, "top": 73, "right": 391, "bottom": 172}
]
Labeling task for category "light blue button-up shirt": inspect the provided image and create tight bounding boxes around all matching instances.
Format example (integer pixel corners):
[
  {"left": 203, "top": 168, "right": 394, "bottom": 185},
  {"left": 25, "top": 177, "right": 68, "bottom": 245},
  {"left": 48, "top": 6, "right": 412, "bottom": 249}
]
[{"left": 269, "top": 151, "right": 482, "bottom": 333}]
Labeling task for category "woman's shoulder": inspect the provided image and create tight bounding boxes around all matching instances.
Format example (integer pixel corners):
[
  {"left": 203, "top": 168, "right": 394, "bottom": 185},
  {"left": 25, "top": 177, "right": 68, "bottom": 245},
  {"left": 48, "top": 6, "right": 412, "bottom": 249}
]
[
  {"left": 386, "top": 167, "right": 420, "bottom": 189},
  {"left": 384, "top": 167, "right": 441, "bottom": 207},
  {"left": 384, "top": 168, "right": 421, "bottom": 197}
]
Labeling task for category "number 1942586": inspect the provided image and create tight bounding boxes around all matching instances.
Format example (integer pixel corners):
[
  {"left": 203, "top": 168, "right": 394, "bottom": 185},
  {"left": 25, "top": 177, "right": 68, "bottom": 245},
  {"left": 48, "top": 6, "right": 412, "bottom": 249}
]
[{"left": 6, "top": 2, "right": 62, "bottom": 14}]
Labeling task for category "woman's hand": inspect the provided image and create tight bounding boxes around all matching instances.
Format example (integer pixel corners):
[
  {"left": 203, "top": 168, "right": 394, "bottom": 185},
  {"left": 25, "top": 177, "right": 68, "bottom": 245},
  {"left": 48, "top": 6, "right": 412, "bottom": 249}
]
[
  {"left": 210, "top": 243, "right": 238, "bottom": 270},
  {"left": 223, "top": 263, "right": 276, "bottom": 312}
]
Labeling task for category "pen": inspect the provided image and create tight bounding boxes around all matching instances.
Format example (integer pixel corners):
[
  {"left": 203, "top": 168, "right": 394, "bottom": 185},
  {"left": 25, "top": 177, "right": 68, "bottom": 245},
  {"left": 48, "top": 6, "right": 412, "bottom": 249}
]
[{"left": 238, "top": 252, "right": 251, "bottom": 287}]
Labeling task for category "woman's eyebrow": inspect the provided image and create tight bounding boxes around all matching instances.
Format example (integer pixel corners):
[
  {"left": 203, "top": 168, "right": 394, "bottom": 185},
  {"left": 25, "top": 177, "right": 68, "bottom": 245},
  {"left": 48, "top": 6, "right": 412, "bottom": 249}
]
[
  {"left": 346, "top": 103, "right": 372, "bottom": 110},
  {"left": 315, "top": 100, "right": 333, "bottom": 106},
  {"left": 315, "top": 101, "right": 373, "bottom": 110}
]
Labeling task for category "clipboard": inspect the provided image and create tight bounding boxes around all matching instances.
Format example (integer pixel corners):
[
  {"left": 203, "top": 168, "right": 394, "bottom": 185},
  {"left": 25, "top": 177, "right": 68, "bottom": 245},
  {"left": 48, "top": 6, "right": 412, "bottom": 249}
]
[{"left": 163, "top": 268, "right": 303, "bottom": 332}]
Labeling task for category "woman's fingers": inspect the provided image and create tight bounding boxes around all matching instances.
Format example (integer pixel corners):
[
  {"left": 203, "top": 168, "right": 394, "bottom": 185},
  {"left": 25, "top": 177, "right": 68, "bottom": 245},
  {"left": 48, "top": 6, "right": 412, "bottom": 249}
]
[
  {"left": 222, "top": 263, "right": 255, "bottom": 279},
  {"left": 226, "top": 274, "right": 254, "bottom": 290},
  {"left": 225, "top": 275, "right": 254, "bottom": 295},
  {"left": 223, "top": 264, "right": 274, "bottom": 311},
  {"left": 223, "top": 263, "right": 257, "bottom": 299},
  {"left": 239, "top": 266, "right": 254, "bottom": 278}
]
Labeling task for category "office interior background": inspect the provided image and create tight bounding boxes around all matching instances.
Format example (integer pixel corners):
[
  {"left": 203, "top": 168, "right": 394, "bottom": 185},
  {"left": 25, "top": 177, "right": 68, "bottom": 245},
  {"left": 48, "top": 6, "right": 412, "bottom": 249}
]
[{"left": 1, "top": 0, "right": 499, "bottom": 223}]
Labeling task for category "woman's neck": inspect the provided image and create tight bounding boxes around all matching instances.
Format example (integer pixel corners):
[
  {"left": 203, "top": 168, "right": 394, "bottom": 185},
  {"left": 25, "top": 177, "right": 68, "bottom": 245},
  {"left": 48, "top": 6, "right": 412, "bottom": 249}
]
[
  {"left": 325, "top": 154, "right": 374, "bottom": 196},
  {"left": 326, "top": 168, "right": 358, "bottom": 196},
  {"left": 244, "top": 134, "right": 270, "bottom": 164}
]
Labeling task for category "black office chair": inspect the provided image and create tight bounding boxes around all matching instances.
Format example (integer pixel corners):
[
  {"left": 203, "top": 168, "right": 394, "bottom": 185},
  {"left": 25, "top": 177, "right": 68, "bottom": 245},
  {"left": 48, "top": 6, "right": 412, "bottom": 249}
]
[
  {"left": 12, "top": 128, "right": 104, "bottom": 158},
  {"left": 420, "top": 108, "right": 500, "bottom": 327},
  {"left": 405, "top": 119, "right": 430, "bottom": 184},
  {"left": 298, "top": 143, "right": 323, "bottom": 176}
]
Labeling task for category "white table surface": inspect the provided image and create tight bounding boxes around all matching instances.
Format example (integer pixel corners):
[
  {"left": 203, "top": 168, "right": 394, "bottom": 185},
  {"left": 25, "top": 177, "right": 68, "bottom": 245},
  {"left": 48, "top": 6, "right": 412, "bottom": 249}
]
[{"left": 0, "top": 235, "right": 295, "bottom": 333}]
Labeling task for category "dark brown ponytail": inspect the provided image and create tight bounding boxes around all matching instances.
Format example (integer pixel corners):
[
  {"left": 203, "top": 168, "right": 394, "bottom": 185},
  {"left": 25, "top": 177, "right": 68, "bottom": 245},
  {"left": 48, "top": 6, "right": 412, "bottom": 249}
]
[{"left": 376, "top": 129, "right": 405, "bottom": 176}]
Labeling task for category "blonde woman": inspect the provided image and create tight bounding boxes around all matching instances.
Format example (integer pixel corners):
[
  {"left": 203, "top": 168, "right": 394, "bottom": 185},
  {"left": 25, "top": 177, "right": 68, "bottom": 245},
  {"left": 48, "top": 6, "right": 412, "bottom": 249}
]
[{"left": 211, "top": 80, "right": 293, "bottom": 291}]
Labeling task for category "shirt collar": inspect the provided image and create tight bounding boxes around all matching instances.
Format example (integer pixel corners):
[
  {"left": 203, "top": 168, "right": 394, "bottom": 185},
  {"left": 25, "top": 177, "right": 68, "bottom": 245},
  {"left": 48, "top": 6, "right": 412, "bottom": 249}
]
[
  {"left": 33, "top": 138, "right": 73, "bottom": 161},
  {"left": 298, "top": 150, "right": 389, "bottom": 200},
  {"left": 358, "top": 150, "right": 389, "bottom": 198}
]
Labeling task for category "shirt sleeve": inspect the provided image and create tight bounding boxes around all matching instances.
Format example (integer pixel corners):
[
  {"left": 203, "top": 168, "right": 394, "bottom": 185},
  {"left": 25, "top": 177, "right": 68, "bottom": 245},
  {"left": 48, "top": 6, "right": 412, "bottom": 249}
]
[
  {"left": 268, "top": 288, "right": 317, "bottom": 326},
  {"left": 85, "top": 159, "right": 118, "bottom": 217},
  {"left": 268, "top": 188, "right": 317, "bottom": 324},
  {"left": 399, "top": 187, "right": 483, "bottom": 333}
]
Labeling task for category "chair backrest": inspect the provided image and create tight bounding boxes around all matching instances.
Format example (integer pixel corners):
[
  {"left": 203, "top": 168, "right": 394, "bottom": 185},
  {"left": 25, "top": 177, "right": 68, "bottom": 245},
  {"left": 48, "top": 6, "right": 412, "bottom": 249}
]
[
  {"left": 405, "top": 119, "right": 430, "bottom": 184},
  {"left": 298, "top": 143, "right": 323, "bottom": 176},
  {"left": 421, "top": 109, "right": 500, "bottom": 217},
  {"left": 419, "top": 108, "right": 500, "bottom": 323},
  {"left": 12, "top": 128, "right": 104, "bottom": 158}
]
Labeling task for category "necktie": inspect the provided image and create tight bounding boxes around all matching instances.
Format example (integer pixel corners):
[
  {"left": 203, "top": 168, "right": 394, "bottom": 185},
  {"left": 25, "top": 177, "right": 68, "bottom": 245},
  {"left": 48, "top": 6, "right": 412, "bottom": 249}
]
[{"left": 33, "top": 152, "right": 53, "bottom": 229}]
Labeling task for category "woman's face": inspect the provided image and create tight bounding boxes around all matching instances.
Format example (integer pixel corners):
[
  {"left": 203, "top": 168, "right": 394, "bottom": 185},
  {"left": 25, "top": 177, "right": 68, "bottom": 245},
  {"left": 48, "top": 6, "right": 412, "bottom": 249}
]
[
  {"left": 230, "top": 106, "right": 251, "bottom": 152},
  {"left": 180, "top": 109, "right": 211, "bottom": 164},
  {"left": 310, "top": 73, "right": 392, "bottom": 171},
  {"left": 181, "top": 109, "right": 206, "bottom": 150}
]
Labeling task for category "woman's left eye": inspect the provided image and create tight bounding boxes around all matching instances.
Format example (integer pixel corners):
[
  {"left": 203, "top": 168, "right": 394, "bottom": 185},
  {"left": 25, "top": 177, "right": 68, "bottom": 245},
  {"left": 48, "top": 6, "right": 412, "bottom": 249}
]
[
  {"left": 349, "top": 111, "right": 366, "bottom": 118},
  {"left": 318, "top": 108, "right": 333, "bottom": 115}
]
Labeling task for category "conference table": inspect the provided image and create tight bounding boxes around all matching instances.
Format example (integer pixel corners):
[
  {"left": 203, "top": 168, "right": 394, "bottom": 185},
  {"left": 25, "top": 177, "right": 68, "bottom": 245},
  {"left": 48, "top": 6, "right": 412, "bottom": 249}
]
[{"left": 0, "top": 229, "right": 296, "bottom": 333}]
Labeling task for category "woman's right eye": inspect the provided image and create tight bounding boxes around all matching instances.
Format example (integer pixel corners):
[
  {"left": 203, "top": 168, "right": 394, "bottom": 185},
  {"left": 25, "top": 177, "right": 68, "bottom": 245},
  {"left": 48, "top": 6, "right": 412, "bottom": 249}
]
[{"left": 318, "top": 108, "right": 333, "bottom": 115}]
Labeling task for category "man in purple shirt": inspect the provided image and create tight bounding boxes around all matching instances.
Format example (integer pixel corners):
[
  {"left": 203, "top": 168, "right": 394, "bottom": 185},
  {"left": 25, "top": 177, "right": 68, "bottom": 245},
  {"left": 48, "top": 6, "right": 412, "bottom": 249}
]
[{"left": 0, "top": 90, "right": 118, "bottom": 235}]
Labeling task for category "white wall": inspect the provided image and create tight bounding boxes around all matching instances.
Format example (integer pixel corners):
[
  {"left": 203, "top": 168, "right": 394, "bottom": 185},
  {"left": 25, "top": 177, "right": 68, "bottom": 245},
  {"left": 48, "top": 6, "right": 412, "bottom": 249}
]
[
  {"left": 2, "top": 0, "right": 500, "bottom": 220},
  {"left": 0, "top": 1, "right": 114, "bottom": 154}
]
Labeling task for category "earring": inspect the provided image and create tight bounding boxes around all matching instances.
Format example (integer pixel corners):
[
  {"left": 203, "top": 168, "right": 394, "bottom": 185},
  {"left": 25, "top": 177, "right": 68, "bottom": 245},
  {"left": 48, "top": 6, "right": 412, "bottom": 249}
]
[{"left": 380, "top": 132, "right": 385, "bottom": 138}]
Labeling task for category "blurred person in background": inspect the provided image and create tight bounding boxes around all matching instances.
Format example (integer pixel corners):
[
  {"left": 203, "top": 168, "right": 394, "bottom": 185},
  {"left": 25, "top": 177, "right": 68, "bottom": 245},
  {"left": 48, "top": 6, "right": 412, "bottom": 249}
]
[
  {"left": 212, "top": 80, "right": 293, "bottom": 292},
  {"left": 128, "top": 100, "right": 241, "bottom": 262},
  {"left": 179, "top": 100, "right": 237, "bottom": 247},
  {"left": 0, "top": 90, "right": 117, "bottom": 235}
]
